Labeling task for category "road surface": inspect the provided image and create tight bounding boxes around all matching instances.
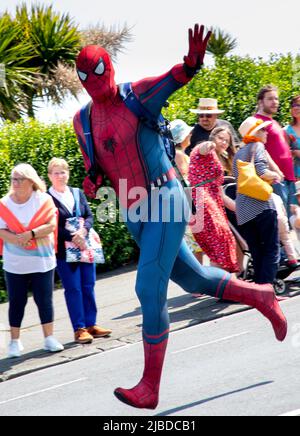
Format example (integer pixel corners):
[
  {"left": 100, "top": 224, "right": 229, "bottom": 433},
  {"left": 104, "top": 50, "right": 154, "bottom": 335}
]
[{"left": 0, "top": 297, "right": 299, "bottom": 416}]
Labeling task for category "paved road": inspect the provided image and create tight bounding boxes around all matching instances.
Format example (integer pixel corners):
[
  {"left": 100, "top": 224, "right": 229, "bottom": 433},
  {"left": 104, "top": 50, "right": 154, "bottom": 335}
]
[{"left": 0, "top": 296, "right": 299, "bottom": 416}]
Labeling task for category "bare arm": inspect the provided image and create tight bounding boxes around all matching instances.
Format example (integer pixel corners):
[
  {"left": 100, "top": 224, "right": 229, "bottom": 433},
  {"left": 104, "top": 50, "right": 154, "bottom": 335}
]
[
  {"left": 260, "top": 170, "right": 281, "bottom": 183},
  {"left": 265, "top": 151, "right": 284, "bottom": 180},
  {"left": 222, "top": 193, "right": 236, "bottom": 212},
  {"left": 32, "top": 218, "right": 57, "bottom": 238},
  {"left": 175, "top": 152, "right": 187, "bottom": 175},
  {"left": 198, "top": 141, "right": 216, "bottom": 155},
  {"left": 13, "top": 217, "right": 57, "bottom": 247},
  {"left": 0, "top": 229, "right": 19, "bottom": 245}
]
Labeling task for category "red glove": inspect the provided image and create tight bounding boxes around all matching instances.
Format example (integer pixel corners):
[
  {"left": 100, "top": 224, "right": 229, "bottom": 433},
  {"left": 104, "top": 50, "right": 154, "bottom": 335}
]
[
  {"left": 184, "top": 24, "right": 211, "bottom": 75},
  {"left": 82, "top": 175, "right": 103, "bottom": 199}
]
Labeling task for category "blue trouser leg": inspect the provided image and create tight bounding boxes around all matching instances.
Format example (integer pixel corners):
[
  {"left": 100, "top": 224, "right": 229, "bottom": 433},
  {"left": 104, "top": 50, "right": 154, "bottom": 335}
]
[
  {"left": 170, "top": 239, "right": 231, "bottom": 298},
  {"left": 125, "top": 183, "right": 187, "bottom": 344},
  {"left": 80, "top": 263, "right": 98, "bottom": 328},
  {"left": 57, "top": 260, "right": 97, "bottom": 331},
  {"left": 127, "top": 212, "right": 186, "bottom": 344},
  {"left": 125, "top": 181, "right": 232, "bottom": 345}
]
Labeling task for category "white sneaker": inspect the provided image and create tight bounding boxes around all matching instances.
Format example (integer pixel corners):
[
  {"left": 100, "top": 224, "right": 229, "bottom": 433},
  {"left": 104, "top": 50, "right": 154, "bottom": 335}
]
[
  {"left": 44, "top": 336, "right": 64, "bottom": 353},
  {"left": 8, "top": 340, "right": 24, "bottom": 359}
]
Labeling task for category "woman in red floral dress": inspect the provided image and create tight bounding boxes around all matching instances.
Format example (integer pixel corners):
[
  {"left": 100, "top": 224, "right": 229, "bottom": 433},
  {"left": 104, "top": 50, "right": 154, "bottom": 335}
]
[{"left": 188, "top": 127, "right": 239, "bottom": 272}]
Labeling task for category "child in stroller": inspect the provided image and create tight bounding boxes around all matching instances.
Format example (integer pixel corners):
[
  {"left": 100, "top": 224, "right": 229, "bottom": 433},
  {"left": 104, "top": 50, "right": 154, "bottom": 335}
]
[{"left": 223, "top": 178, "right": 300, "bottom": 295}]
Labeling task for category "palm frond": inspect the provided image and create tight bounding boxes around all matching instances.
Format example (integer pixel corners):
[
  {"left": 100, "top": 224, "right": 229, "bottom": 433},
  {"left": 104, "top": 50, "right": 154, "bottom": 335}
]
[
  {"left": 207, "top": 27, "right": 238, "bottom": 58},
  {"left": 16, "top": 3, "right": 81, "bottom": 73},
  {"left": 0, "top": 12, "right": 37, "bottom": 120},
  {"left": 80, "top": 23, "right": 133, "bottom": 60}
]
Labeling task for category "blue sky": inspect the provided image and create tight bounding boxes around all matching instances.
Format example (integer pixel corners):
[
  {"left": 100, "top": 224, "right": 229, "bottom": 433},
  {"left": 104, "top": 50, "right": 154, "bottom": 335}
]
[{"left": 1, "top": 0, "right": 299, "bottom": 122}]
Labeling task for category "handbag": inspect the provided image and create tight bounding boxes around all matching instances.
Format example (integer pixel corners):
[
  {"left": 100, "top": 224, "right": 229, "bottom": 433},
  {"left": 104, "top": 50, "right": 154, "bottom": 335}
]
[
  {"left": 65, "top": 189, "right": 105, "bottom": 264},
  {"left": 237, "top": 144, "right": 273, "bottom": 201}
]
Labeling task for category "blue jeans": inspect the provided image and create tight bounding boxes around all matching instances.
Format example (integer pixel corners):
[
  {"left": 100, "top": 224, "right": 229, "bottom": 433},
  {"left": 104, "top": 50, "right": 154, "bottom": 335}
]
[{"left": 56, "top": 260, "right": 97, "bottom": 332}]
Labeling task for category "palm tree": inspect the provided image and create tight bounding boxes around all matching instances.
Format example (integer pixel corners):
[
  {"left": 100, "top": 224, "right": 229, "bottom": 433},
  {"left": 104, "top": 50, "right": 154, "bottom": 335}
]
[
  {"left": 14, "top": 3, "right": 82, "bottom": 117},
  {"left": 37, "top": 24, "right": 133, "bottom": 107},
  {"left": 80, "top": 23, "right": 132, "bottom": 60},
  {"left": 1, "top": 3, "right": 133, "bottom": 120},
  {"left": 206, "top": 27, "right": 237, "bottom": 59},
  {"left": 0, "top": 13, "right": 37, "bottom": 121}
]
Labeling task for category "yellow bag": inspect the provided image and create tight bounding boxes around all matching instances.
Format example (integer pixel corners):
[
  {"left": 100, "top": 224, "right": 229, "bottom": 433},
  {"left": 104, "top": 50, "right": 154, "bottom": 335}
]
[{"left": 237, "top": 147, "right": 273, "bottom": 201}]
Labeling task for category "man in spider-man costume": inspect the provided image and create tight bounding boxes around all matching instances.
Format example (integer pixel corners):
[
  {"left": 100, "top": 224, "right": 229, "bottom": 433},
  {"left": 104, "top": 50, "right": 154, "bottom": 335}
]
[{"left": 74, "top": 24, "right": 287, "bottom": 410}]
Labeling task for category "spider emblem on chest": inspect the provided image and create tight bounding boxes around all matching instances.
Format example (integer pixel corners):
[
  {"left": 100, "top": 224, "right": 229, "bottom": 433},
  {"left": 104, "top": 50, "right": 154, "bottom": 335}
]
[{"left": 104, "top": 137, "right": 118, "bottom": 154}]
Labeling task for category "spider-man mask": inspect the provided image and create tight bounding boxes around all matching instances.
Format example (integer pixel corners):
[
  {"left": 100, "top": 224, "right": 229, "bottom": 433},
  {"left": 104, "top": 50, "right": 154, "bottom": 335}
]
[{"left": 76, "top": 46, "right": 117, "bottom": 103}]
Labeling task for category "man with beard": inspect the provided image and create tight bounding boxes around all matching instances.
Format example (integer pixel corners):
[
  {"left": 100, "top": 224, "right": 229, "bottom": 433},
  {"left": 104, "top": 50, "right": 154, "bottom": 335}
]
[{"left": 255, "top": 85, "right": 296, "bottom": 216}]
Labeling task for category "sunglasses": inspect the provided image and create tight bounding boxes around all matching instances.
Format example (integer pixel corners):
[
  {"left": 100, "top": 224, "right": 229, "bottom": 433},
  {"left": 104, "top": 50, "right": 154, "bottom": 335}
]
[
  {"left": 11, "top": 177, "right": 26, "bottom": 184},
  {"left": 199, "top": 114, "right": 214, "bottom": 119},
  {"left": 292, "top": 103, "right": 300, "bottom": 109}
]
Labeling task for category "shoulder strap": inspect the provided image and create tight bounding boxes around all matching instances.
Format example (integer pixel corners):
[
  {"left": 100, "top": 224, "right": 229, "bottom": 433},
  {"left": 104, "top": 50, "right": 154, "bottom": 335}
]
[
  {"left": 79, "top": 101, "right": 96, "bottom": 171},
  {"left": 72, "top": 188, "right": 81, "bottom": 218},
  {"left": 247, "top": 143, "right": 258, "bottom": 164},
  {"left": 119, "top": 82, "right": 175, "bottom": 162},
  {"left": 251, "top": 143, "right": 258, "bottom": 164},
  {"left": 119, "top": 82, "right": 164, "bottom": 133}
]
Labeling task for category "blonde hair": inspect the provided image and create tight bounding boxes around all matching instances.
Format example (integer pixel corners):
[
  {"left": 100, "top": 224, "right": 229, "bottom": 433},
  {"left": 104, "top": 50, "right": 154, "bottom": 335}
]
[
  {"left": 48, "top": 158, "right": 70, "bottom": 174},
  {"left": 11, "top": 164, "right": 46, "bottom": 193}
]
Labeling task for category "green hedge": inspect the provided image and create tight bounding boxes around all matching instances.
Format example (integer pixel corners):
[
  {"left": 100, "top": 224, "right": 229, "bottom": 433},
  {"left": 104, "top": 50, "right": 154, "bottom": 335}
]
[
  {"left": 164, "top": 54, "right": 300, "bottom": 129},
  {"left": 0, "top": 120, "right": 139, "bottom": 299}
]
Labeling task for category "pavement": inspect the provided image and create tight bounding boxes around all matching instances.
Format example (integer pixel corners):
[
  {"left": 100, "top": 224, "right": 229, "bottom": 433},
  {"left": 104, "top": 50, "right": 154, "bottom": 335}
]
[{"left": 0, "top": 263, "right": 300, "bottom": 383}]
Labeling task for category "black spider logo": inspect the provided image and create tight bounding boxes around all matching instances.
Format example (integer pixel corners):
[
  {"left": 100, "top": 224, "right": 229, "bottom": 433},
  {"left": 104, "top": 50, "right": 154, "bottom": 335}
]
[{"left": 104, "top": 137, "right": 117, "bottom": 154}]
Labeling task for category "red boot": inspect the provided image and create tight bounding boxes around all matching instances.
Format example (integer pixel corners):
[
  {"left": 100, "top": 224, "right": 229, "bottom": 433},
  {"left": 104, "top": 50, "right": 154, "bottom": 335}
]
[
  {"left": 222, "top": 279, "right": 287, "bottom": 342},
  {"left": 114, "top": 338, "right": 168, "bottom": 409}
]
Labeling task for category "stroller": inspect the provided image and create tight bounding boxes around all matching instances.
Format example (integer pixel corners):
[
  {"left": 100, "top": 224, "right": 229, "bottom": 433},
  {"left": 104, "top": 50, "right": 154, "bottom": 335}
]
[{"left": 223, "top": 180, "right": 299, "bottom": 295}]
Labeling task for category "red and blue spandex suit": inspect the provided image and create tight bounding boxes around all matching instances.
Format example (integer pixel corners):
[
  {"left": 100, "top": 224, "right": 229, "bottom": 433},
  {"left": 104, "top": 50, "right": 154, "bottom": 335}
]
[{"left": 74, "top": 25, "right": 287, "bottom": 410}]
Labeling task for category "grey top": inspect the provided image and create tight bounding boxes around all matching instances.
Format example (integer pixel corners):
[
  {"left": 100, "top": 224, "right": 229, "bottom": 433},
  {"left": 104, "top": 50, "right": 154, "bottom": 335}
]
[{"left": 233, "top": 142, "right": 276, "bottom": 226}]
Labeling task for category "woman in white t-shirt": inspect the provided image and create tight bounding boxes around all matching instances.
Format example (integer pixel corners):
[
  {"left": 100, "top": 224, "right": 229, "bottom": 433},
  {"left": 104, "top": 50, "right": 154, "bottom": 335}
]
[{"left": 0, "top": 164, "right": 64, "bottom": 358}]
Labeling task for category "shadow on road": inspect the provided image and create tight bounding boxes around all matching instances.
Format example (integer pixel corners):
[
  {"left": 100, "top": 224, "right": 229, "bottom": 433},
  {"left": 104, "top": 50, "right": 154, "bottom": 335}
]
[
  {"left": 112, "top": 294, "right": 233, "bottom": 326},
  {"left": 156, "top": 381, "right": 274, "bottom": 416}
]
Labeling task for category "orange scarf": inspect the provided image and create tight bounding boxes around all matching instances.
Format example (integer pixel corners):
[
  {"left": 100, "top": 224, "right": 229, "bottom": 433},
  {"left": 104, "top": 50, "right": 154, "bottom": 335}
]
[
  {"left": 0, "top": 197, "right": 58, "bottom": 256},
  {"left": 242, "top": 136, "right": 262, "bottom": 144}
]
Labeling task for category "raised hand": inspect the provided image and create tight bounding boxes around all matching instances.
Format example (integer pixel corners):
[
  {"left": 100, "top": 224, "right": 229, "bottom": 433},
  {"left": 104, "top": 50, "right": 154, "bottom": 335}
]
[
  {"left": 184, "top": 24, "right": 212, "bottom": 74},
  {"left": 198, "top": 141, "right": 216, "bottom": 156}
]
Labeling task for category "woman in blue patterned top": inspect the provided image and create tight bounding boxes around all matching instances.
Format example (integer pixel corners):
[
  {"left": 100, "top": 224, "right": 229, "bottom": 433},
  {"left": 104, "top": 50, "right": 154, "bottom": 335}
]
[{"left": 285, "top": 95, "right": 300, "bottom": 180}]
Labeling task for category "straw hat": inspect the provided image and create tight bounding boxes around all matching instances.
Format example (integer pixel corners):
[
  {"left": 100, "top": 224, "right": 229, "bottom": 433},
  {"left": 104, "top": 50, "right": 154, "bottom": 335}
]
[
  {"left": 239, "top": 117, "right": 272, "bottom": 138},
  {"left": 190, "top": 98, "right": 225, "bottom": 115}
]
